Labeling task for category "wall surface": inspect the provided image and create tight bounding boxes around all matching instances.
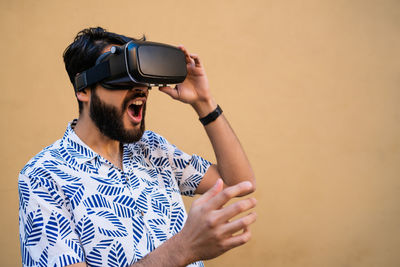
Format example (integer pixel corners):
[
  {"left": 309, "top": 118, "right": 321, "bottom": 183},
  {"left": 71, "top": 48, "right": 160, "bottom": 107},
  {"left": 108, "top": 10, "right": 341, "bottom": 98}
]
[{"left": 1, "top": 0, "right": 399, "bottom": 266}]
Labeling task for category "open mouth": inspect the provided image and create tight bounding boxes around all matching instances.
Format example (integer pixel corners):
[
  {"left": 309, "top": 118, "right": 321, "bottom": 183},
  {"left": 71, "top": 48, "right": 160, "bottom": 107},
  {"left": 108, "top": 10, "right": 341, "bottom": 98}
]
[{"left": 127, "top": 100, "right": 144, "bottom": 124}]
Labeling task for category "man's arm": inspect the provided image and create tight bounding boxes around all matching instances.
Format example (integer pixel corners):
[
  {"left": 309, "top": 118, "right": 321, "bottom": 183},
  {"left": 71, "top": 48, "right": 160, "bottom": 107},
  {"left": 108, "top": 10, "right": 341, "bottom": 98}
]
[
  {"left": 159, "top": 46, "right": 256, "bottom": 194},
  {"left": 130, "top": 180, "right": 257, "bottom": 266},
  {"left": 67, "top": 180, "right": 256, "bottom": 267},
  {"left": 194, "top": 110, "right": 255, "bottom": 195}
]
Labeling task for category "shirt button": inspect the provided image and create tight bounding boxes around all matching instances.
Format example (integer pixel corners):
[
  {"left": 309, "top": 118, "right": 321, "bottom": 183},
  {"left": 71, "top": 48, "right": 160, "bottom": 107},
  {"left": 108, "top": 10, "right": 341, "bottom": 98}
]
[{"left": 140, "top": 211, "right": 144, "bottom": 216}]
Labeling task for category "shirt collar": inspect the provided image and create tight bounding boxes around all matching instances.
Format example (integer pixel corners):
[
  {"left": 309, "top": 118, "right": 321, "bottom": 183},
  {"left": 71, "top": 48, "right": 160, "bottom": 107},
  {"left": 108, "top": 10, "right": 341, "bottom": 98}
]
[
  {"left": 61, "top": 120, "right": 137, "bottom": 166},
  {"left": 61, "top": 121, "right": 97, "bottom": 165}
]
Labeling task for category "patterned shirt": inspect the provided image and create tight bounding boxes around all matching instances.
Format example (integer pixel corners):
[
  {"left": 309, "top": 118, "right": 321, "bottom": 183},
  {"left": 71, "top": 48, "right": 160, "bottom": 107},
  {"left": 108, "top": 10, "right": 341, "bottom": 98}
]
[{"left": 19, "top": 122, "right": 211, "bottom": 267}]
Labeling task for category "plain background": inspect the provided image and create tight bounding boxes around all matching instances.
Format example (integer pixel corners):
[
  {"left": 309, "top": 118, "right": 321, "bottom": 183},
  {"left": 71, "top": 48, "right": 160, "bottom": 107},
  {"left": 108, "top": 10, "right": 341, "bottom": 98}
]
[{"left": 1, "top": 0, "right": 400, "bottom": 266}]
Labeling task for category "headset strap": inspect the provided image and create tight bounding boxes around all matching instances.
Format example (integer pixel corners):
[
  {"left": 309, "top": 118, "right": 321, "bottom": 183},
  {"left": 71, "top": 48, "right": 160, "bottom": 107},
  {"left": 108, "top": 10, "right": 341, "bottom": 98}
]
[{"left": 74, "top": 61, "right": 111, "bottom": 92}]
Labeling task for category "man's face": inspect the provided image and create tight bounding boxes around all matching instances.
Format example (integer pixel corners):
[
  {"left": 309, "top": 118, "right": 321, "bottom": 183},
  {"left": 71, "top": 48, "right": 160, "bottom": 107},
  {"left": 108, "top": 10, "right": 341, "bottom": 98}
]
[{"left": 89, "top": 85, "right": 149, "bottom": 143}]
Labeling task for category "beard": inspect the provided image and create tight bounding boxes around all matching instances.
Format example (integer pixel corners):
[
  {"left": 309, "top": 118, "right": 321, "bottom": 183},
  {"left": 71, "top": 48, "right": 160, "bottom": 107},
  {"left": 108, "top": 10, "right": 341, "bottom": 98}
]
[{"left": 89, "top": 89, "right": 146, "bottom": 143}]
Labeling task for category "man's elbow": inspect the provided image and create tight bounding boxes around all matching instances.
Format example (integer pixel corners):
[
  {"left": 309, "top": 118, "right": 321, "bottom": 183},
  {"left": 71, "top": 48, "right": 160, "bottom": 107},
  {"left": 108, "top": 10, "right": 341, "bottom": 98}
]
[{"left": 239, "top": 176, "right": 256, "bottom": 194}]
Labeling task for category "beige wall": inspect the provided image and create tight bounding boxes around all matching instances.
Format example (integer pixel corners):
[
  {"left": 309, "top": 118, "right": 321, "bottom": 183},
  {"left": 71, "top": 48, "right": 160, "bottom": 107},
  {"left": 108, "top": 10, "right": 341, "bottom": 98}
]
[{"left": 2, "top": 0, "right": 400, "bottom": 266}]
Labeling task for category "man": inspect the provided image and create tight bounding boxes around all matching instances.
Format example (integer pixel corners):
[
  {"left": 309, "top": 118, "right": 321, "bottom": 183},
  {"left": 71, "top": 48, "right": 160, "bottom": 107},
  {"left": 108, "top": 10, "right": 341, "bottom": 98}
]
[{"left": 19, "top": 27, "right": 256, "bottom": 267}]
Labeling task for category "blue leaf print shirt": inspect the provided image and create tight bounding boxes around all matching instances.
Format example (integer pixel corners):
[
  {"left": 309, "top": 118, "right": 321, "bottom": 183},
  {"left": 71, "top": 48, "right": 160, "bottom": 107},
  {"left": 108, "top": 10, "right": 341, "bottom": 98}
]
[{"left": 19, "top": 122, "right": 211, "bottom": 267}]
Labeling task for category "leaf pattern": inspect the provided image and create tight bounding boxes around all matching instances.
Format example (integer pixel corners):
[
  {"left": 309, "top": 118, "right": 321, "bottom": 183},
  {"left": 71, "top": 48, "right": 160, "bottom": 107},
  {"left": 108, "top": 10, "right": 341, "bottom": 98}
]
[
  {"left": 42, "top": 160, "right": 80, "bottom": 182},
  {"left": 21, "top": 242, "right": 35, "bottom": 266},
  {"left": 33, "top": 188, "right": 63, "bottom": 210},
  {"left": 45, "top": 211, "right": 72, "bottom": 246},
  {"left": 38, "top": 246, "right": 48, "bottom": 267},
  {"left": 18, "top": 180, "right": 30, "bottom": 212},
  {"left": 18, "top": 124, "right": 211, "bottom": 266},
  {"left": 75, "top": 216, "right": 95, "bottom": 246},
  {"left": 97, "top": 184, "right": 124, "bottom": 196},
  {"left": 96, "top": 210, "right": 128, "bottom": 237},
  {"left": 151, "top": 192, "right": 170, "bottom": 218},
  {"left": 149, "top": 221, "right": 168, "bottom": 242},
  {"left": 132, "top": 216, "right": 145, "bottom": 244},
  {"left": 170, "top": 203, "right": 186, "bottom": 235},
  {"left": 113, "top": 195, "right": 136, "bottom": 218},
  {"left": 83, "top": 194, "right": 112, "bottom": 209},
  {"left": 62, "top": 182, "right": 85, "bottom": 209},
  {"left": 25, "top": 207, "right": 44, "bottom": 247},
  {"left": 86, "top": 239, "right": 113, "bottom": 267},
  {"left": 137, "top": 187, "right": 152, "bottom": 213},
  {"left": 65, "top": 238, "right": 84, "bottom": 258},
  {"left": 108, "top": 241, "right": 128, "bottom": 267}
]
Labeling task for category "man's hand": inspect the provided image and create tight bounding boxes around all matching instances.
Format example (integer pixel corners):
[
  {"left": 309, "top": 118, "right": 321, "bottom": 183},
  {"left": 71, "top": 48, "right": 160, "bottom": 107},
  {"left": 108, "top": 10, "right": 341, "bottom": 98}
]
[
  {"left": 176, "top": 179, "right": 257, "bottom": 264},
  {"left": 159, "top": 46, "right": 216, "bottom": 117}
]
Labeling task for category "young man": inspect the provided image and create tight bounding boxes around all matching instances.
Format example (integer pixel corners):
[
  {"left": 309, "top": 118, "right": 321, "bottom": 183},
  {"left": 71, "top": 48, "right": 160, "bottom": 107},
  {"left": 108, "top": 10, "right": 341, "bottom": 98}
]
[{"left": 19, "top": 27, "right": 256, "bottom": 267}]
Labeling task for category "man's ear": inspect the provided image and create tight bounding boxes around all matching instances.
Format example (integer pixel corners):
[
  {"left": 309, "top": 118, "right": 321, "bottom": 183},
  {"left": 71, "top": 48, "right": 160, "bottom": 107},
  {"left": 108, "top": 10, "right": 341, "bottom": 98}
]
[{"left": 76, "top": 88, "right": 91, "bottom": 103}]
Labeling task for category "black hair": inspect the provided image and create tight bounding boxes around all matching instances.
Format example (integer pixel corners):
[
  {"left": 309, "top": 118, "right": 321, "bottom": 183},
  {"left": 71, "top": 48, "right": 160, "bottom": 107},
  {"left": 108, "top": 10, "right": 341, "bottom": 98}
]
[{"left": 63, "top": 27, "right": 145, "bottom": 113}]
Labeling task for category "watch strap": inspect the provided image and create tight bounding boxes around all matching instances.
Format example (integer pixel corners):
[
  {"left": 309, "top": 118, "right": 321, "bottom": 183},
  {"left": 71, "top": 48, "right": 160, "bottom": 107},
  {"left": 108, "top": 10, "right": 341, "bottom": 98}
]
[{"left": 199, "top": 105, "right": 223, "bottom": 126}]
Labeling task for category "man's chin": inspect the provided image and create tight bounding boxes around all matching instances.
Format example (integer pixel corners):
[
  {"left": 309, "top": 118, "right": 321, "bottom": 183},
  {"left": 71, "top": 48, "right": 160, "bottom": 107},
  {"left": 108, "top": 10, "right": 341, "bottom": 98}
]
[
  {"left": 125, "top": 121, "right": 143, "bottom": 133},
  {"left": 120, "top": 123, "right": 145, "bottom": 143}
]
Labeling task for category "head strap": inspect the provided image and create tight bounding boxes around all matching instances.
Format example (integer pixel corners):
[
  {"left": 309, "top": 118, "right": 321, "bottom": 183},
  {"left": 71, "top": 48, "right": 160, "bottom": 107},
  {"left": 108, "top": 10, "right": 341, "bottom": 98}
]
[{"left": 74, "top": 61, "right": 111, "bottom": 92}]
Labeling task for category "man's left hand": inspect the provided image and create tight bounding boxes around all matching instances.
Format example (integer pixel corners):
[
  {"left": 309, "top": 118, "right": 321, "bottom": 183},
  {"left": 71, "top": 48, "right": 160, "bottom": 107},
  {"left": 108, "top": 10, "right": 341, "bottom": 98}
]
[{"left": 159, "top": 45, "right": 216, "bottom": 116}]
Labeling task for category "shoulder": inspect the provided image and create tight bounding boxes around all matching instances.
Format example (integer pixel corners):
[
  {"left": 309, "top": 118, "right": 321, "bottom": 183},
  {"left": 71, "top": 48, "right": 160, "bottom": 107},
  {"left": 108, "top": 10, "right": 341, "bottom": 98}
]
[{"left": 20, "top": 139, "right": 67, "bottom": 178}]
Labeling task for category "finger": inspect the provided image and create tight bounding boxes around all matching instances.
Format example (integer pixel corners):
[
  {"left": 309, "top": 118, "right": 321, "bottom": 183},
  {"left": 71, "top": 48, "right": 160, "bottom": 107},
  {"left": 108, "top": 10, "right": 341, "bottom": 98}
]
[
  {"left": 221, "top": 225, "right": 252, "bottom": 250},
  {"left": 195, "top": 178, "right": 224, "bottom": 205},
  {"left": 158, "top": 86, "right": 179, "bottom": 99},
  {"left": 178, "top": 45, "right": 192, "bottom": 64},
  {"left": 205, "top": 181, "right": 254, "bottom": 210},
  {"left": 219, "top": 212, "right": 257, "bottom": 237},
  {"left": 216, "top": 198, "right": 257, "bottom": 223},
  {"left": 190, "top": 54, "right": 202, "bottom": 68}
]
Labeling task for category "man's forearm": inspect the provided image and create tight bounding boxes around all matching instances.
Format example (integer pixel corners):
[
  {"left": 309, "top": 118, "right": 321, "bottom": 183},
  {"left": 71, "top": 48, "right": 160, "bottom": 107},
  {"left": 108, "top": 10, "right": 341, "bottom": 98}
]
[
  {"left": 205, "top": 114, "right": 255, "bottom": 186},
  {"left": 131, "top": 233, "right": 191, "bottom": 267},
  {"left": 193, "top": 99, "right": 256, "bottom": 188}
]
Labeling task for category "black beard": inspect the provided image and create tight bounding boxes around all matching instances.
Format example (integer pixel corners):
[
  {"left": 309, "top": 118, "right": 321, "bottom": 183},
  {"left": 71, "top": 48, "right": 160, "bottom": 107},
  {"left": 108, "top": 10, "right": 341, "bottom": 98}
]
[{"left": 89, "top": 89, "right": 146, "bottom": 143}]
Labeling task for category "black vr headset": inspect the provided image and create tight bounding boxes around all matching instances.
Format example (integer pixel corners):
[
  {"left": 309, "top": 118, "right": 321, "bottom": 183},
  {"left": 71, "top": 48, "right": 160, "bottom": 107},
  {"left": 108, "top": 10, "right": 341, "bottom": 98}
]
[{"left": 74, "top": 41, "right": 187, "bottom": 92}]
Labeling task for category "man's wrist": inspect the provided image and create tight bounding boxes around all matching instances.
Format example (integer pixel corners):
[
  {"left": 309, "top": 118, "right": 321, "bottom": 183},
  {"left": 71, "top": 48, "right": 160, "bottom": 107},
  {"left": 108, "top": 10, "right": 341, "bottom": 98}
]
[
  {"left": 167, "top": 231, "right": 194, "bottom": 266},
  {"left": 192, "top": 98, "right": 217, "bottom": 118},
  {"left": 199, "top": 105, "right": 223, "bottom": 126}
]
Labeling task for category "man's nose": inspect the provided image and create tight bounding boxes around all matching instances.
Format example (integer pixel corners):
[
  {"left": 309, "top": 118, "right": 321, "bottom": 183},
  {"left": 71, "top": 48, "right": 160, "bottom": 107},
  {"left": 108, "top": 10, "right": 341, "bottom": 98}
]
[{"left": 131, "top": 86, "right": 149, "bottom": 94}]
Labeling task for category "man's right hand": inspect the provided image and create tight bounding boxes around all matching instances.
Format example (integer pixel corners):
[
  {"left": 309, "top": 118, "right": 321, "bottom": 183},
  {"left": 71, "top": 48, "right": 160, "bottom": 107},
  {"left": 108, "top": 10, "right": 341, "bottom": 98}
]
[
  {"left": 176, "top": 179, "right": 257, "bottom": 264},
  {"left": 127, "top": 179, "right": 256, "bottom": 267}
]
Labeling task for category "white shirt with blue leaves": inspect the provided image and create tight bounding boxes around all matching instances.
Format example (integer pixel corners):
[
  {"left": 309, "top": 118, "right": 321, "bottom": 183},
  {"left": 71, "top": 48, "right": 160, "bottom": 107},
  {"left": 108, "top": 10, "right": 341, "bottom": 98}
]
[{"left": 19, "top": 122, "right": 211, "bottom": 267}]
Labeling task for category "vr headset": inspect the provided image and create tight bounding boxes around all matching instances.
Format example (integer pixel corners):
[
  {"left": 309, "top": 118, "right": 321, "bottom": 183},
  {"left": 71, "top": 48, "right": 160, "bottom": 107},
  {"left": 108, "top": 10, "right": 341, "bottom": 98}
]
[{"left": 74, "top": 41, "right": 187, "bottom": 91}]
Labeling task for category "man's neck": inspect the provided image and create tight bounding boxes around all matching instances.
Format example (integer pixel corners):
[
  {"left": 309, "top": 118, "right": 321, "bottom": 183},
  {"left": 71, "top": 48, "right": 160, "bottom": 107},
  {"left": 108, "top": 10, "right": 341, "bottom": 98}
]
[{"left": 73, "top": 113, "right": 123, "bottom": 169}]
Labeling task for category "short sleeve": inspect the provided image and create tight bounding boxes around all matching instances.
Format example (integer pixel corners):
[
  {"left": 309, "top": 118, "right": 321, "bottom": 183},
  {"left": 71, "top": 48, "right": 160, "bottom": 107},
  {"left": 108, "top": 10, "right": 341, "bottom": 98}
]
[
  {"left": 18, "top": 171, "right": 85, "bottom": 267},
  {"left": 160, "top": 136, "right": 212, "bottom": 196}
]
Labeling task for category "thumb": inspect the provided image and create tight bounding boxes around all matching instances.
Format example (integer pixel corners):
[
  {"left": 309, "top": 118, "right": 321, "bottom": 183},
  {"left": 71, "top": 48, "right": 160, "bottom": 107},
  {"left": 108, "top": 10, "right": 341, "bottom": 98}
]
[
  {"left": 159, "top": 86, "right": 179, "bottom": 100},
  {"left": 195, "top": 178, "right": 223, "bottom": 205}
]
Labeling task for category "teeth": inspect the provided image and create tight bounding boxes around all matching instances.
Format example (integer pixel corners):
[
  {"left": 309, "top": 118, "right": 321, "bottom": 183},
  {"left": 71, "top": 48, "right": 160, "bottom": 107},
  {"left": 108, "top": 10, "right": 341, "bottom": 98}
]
[{"left": 133, "top": 100, "right": 143, "bottom": 105}]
